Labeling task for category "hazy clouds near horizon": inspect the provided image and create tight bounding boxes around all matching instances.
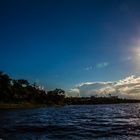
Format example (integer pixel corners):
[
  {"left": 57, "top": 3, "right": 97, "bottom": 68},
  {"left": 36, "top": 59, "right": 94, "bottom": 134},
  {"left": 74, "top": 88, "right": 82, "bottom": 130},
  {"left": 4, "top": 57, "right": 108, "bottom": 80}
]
[{"left": 67, "top": 75, "right": 140, "bottom": 99}]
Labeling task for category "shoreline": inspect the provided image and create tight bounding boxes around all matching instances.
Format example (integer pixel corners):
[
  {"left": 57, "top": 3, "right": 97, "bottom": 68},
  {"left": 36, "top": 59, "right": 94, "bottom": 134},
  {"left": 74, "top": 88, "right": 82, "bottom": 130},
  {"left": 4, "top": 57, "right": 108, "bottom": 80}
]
[
  {"left": 0, "top": 103, "right": 48, "bottom": 109},
  {"left": 1, "top": 102, "right": 140, "bottom": 109}
]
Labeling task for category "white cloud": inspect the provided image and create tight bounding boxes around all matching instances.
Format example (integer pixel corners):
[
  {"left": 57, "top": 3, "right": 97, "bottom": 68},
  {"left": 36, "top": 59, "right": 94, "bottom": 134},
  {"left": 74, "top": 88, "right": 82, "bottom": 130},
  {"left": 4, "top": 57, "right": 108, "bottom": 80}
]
[
  {"left": 66, "top": 88, "right": 80, "bottom": 97},
  {"left": 96, "top": 62, "right": 109, "bottom": 68},
  {"left": 68, "top": 75, "right": 140, "bottom": 99},
  {"left": 84, "top": 66, "right": 93, "bottom": 71},
  {"left": 83, "top": 62, "right": 109, "bottom": 72}
]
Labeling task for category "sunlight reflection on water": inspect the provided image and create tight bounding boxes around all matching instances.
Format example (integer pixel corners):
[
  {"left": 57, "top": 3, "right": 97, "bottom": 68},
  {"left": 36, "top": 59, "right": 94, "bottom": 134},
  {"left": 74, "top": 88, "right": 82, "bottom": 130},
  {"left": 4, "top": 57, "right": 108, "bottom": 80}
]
[{"left": 0, "top": 103, "right": 140, "bottom": 139}]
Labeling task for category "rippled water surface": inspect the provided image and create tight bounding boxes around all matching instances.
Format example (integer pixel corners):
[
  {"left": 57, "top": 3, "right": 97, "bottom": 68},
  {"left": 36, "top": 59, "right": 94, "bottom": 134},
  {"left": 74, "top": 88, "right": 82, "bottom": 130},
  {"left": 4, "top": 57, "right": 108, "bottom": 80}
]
[{"left": 1, "top": 103, "right": 140, "bottom": 139}]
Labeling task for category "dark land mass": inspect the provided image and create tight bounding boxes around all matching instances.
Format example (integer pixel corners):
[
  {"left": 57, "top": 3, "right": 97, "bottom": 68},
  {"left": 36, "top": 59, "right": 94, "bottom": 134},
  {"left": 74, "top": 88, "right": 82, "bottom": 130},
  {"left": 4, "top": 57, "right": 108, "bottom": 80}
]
[{"left": 0, "top": 71, "right": 140, "bottom": 109}]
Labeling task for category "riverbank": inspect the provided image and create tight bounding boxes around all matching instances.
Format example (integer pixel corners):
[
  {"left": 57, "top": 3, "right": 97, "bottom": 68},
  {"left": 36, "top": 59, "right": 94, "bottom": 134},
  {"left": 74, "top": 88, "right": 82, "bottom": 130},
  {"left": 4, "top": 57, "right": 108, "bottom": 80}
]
[
  {"left": 1, "top": 101, "right": 140, "bottom": 109},
  {"left": 0, "top": 103, "right": 48, "bottom": 109}
]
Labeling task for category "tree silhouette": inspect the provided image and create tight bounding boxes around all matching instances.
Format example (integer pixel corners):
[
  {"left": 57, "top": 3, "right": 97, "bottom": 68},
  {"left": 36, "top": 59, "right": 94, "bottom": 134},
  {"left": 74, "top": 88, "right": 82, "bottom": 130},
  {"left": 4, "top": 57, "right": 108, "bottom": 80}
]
[
  {"left": 0, "top": 71, "right": 12, "bottom": 102},
  {"left": 46, "top": 88, "right": 65, "bottom": 105},
  {"left": 17, "top": 79, "right": 29, "bottom": 87}
]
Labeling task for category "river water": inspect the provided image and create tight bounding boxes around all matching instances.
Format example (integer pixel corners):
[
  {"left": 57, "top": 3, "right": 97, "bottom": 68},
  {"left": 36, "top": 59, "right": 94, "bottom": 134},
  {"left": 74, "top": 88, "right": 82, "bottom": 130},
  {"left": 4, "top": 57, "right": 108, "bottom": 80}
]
[{"left": 0, "top": 103, "right": 140, "bottom": 140}]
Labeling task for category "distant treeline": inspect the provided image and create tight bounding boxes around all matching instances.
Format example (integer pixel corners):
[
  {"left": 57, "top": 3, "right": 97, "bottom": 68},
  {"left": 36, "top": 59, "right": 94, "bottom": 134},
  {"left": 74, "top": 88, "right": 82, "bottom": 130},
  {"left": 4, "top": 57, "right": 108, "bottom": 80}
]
[
  {"left": 0, "top": 71, "right": 140, "bottom": 107},
  {"left": 65, "top": 96, "right": 140, "bottom": 105}
]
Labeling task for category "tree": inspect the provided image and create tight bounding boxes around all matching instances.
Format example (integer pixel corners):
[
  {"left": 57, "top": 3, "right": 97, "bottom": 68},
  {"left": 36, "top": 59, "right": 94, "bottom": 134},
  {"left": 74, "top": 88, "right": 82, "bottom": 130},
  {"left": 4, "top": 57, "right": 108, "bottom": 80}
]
[
  {"left": 17, "top": 79, "right": 29, "bottom": 87},
  {"left": 46, "top": 89, "right": 65, "bottom": 105},
  {"left": 0, "top": 71, "right": 12, "bottom": 102},
  {"left": 0, "top": 71, "right": 11, "bottom": 88}
]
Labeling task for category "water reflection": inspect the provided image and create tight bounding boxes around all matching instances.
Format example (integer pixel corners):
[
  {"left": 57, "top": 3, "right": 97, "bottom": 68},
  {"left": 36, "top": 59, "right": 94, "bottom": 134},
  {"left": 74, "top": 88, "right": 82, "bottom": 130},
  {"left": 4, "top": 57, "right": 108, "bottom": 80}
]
[{"left": 0, "top": 104, "right": 140, "bottom": 139}]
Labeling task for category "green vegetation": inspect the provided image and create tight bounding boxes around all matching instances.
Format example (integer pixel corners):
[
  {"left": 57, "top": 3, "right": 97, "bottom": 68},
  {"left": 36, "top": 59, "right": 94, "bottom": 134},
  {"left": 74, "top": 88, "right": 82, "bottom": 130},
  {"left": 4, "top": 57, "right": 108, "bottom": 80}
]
[
  {"left": 0, "top": 71, "right": 65, "bottom": 108},
  {"left": 0, "top": 71, "right": 140, "bottom": 109}
]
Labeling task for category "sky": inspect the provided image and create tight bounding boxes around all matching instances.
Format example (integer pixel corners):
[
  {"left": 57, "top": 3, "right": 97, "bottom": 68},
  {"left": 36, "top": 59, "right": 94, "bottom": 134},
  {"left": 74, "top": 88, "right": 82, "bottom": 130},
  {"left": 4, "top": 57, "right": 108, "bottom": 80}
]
[{"left": 1, "top": 0, "right": 140, "bottom": 98}]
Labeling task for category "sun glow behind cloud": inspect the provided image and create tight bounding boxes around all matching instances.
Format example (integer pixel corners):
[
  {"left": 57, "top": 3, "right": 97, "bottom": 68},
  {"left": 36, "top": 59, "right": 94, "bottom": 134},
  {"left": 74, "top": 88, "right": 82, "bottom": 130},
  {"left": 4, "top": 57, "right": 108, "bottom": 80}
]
[{"left": 131, "top": 39, "right": 140, "bottom": 70}]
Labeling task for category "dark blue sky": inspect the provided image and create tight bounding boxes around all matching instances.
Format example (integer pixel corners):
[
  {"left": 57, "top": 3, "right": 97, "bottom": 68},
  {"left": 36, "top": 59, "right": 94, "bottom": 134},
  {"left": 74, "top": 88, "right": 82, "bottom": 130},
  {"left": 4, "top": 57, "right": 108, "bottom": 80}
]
[{"left": 1, "top": 0, "right": 140, "bottom": 90}]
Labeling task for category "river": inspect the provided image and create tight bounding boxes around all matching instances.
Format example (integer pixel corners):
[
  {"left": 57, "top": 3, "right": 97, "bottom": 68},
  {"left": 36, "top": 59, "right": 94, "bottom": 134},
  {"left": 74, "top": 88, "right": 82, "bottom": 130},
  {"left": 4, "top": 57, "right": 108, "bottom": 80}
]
[{"left": 0, "top": 103, "right": 140, "bottom": 139}]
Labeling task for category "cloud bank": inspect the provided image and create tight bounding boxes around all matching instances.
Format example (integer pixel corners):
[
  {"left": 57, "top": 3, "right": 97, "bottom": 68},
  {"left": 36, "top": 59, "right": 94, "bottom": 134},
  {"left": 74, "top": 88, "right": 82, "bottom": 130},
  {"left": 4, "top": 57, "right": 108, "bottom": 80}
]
[{"left": 67, "top": 75, "right": 140, "bottom": 99}]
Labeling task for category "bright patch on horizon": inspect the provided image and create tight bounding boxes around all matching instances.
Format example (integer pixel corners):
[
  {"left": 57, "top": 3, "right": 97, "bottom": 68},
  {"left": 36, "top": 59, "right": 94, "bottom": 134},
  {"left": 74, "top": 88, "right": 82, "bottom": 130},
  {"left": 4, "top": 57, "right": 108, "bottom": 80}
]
[{"left": 131, "top": 40, "right": 140, "bottom": 70}]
